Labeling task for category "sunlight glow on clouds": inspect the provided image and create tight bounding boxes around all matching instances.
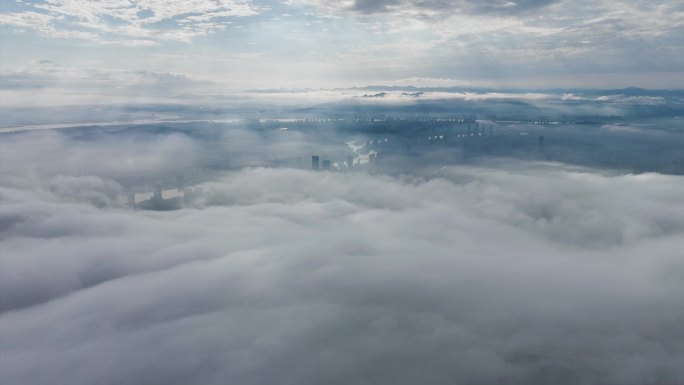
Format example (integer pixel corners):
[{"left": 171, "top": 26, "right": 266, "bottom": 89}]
[{"left": 1, "top": 0, "right": 683, "bottom": 89}]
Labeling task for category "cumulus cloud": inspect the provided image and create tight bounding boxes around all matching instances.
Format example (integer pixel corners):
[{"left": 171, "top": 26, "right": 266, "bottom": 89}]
[{"left": 2, "top": 157, "right": 684, "bottom": 384}]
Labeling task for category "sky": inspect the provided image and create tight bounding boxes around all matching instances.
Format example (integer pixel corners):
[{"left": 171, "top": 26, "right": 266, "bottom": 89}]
[{"left": 1, "top": 0, "right": 684, "bottom": 105}]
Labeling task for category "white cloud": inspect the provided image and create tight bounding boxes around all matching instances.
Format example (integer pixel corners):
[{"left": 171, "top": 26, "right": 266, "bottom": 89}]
[
  {"left": 596, "top": 95, "right": 666, "bottom": 105},
  {"left": 0, "top": 62, "right": 223, "bottom": 107},
  {"left": 2, "top": 0, "right": 682, "bottom": 88},
  {"left": 0, "top": 11, "right": 102, "bottom": 41},
  {"left": 0, "top": 0, "right": 266, "bottom": 44},
  {"left": 284, "top": 0, "right": 684, "bottom": 84},
  {"left": 1, "top": 161, "right": 683, "bottom": 384}
]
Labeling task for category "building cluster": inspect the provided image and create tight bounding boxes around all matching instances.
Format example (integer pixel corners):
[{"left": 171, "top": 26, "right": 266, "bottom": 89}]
[
  {"left": 125, "top": 180, "right": 204, "bottom": 209},
  {"left": 312, "top": 154, "right": 358, "bottom": 170},
  {"left": 311, "top": 153, "right": 379, "bottom": 171},
  {"left": 312, "top": 155, "right": 346, "bottom": 170}
]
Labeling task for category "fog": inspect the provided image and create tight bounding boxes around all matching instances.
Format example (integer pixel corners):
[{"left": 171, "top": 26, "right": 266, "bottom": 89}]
[
  {"left": 3, "top": 0, "right": 683, "bottom": 381},
  {"left": 1, "top": 122, "right": 684, "bottom": 384}
]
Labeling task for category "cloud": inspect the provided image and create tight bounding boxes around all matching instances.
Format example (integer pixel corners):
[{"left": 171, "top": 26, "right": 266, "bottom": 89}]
[
  {"left": 0, "top": 0, "right": 266, "bottom": 44},
  {"left": 283, "top": 0, "right": 684, "bottom": 87},
  {"left": 3, "top": 0, "right": 683, "bottom": 89},
  {"left": 1, "top": 144, "right": 684, "bottom": 384},
  {"left": 0, "top": 62, "right": 221, "bottom": 107},
  {"left": 0, "top": 130, "right": 203, "bottom": 190},
  {"left": 348, "top": 0, "right": 558, "bottom": 16},
  {"left": 596, "top": 95, "right": 667, "bottom": 105},
  {"left": 295, "top": 0, "right": 559, "bottom": 17}
]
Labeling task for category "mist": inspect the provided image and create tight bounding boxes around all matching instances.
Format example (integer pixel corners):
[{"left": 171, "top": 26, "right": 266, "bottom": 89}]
[
  {"left": 2, "top": 1, "right": 684, "bottom": 380},
  {"left": 1, "top": 118, "right": 684, "bottom": 384}
]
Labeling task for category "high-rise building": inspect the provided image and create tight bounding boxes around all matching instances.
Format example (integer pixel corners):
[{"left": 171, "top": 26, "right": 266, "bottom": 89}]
[
  {"left": 183, "top": 188, "right": 193, "bottom": 201},
  {"left": 538, "top": 135, "right": 545, "bottom": 147},
  {"left": 312, "top": 155, "right": 320, "bottom": 170},
  {"left": 153, "top": 184, "right": 162, "bottom": 201},
  {"left": 322, "top": 160, "right": 331, "bottom": 170},
  {"left": 369, "top": 153, "right": 377, "bottom": 168},
  {"left": 347, "top": 155, "right": 354, "bottom": 168}
]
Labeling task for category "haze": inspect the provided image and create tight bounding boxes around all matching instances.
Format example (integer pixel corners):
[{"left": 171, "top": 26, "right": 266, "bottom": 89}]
[{"left": 1, "top": 1, "right": 684, "bottom": 384}]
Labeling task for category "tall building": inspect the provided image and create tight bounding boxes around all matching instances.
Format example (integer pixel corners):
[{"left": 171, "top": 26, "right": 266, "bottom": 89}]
[
  {"left": 347, "top": 155, "right": 354, "bottom": 168},
  {"left": 369, "top": 153, "right": 377, "bottom": 168},
  {"left": 153, "top": 184, "right": 162, "bottom": 201},
  {"left": 312, "top": 155, "right": 320, "bottom": 170},
  {"left": 322, "top": 160, "right": 331, "bottom": 170},
  {"left": 538, "top": 135, "right": 545, "bottom": 147},
  {"left": 183, "top": 188, "right": 193, "bottom": 202}
]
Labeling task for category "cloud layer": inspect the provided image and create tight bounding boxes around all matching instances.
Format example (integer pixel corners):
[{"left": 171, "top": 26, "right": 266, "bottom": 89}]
[
  {"left": 306, "top": 0, "right": 558, "bottom": 16},
  {"left": 0, "top": 0, "right": 264, "bottom": 44},
  {"left": 2, "top": 0, "right": 683, "bottom": 89},
  {"left": 2, "top": 161, "right": 684, "bottom": 384}
]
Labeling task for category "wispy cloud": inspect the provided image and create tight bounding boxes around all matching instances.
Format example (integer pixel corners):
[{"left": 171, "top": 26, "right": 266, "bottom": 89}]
[
  {"left": 0, "top": 0, "right": 266, "bottom": 44},
  {"left": 1, "top": 0, "right": 683, "bottom": 91},
  {"left": 0, "top": 61, "right": 221, "bottom": 107}
]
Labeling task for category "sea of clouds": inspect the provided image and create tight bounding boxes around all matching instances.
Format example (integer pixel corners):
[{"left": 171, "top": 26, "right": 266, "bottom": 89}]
[{"left": 2, "top": 149, "right": 684, "bottom": 384}]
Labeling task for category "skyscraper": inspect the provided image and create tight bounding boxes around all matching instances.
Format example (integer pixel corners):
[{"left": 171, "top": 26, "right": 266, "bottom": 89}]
[
  {"left": 369, "top": 153, "right": 377, "bottom": 168},
  {"left": 347, "top": 155, "right": 354, "bottom": 168},
  {"left": 312, "top": 155, "right": 320, "bottom": 170},
  {"left": 322, "top": 160, "right": 331, "bottom": 170},
  {"left": 153, "top": 184, "right": 162, "bottom": 201}
]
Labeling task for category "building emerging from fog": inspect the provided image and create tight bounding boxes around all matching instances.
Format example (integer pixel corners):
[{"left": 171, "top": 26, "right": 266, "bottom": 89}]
[
  {"left": 153, "top": 184, "right": 162, "bottom": 201},
  {"left": 369, "top": 153, "right": 377, "bottom": 168},
  {"left": 322, "top": 160, "right": 331, "bottom": 170},
  {"left": 312, "top": 155, "right": 320, "bottom": 170}
]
